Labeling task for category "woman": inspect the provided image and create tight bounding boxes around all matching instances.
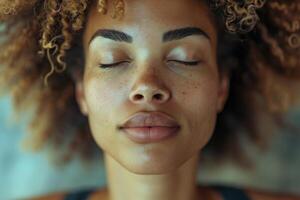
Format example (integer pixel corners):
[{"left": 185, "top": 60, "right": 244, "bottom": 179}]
[{"left": 0, "top": 0, "right": 300, "bottom": 199}]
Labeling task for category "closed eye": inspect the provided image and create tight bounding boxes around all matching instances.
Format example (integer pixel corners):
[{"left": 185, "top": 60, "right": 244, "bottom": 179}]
[
  {"left": 99, "top": 60, "right": 200, "bottom": 68},
  {"left": 98, "top": 60, "right": 130, "bottom": 68},
  {"left": 167, "top": 60, "right": 201, "bottom": 66}
]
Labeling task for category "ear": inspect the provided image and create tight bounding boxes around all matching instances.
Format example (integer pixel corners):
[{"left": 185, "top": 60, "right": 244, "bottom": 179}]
[
  {"left": 75, "top": 79, "right": 88, "bottom": 116},
  {"left": 217, "top": 72, "right": 230, "bottom": 113}
]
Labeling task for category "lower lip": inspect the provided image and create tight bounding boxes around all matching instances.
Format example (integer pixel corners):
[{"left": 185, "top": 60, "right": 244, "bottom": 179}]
[{"left": 120, "top": 126, "right": 180, "bottom": 143}]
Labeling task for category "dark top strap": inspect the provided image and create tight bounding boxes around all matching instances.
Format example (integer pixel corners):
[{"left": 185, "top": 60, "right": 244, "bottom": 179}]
[
  {"left": 63, "top": 185, "right": 250, "bottom": 200},
  {"left": 213, "top": 185, "right": 251, "bottom": 200},
  {"left": 64, "top": 188, "right": 95, "bottom": 200}
]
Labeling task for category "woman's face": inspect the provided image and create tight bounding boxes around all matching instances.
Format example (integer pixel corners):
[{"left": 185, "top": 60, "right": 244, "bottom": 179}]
[{"left": 77, "top": 0, "right": 228, "bottom": 174}]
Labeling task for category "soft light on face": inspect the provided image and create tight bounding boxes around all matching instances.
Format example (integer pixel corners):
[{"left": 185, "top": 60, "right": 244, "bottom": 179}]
[{"left": 77, "top": 0, "right": 228, "bottom": 174}]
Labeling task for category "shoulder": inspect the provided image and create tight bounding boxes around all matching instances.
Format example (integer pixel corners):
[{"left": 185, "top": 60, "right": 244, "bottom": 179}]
[
  {"left": 29, "top": 191, "right": 65, "bottom": 200},
  {"left": 29, "top": 188, "right": 108, "bottom": 200},
  {"left": 28, "top": 186, "right": 300, "bottom": 200},
  {"left": 197, "top": 185, "right": 300, "bottom": 200},
  {"left": 245, "top": 188, "right": 300, "bottom": 200}
]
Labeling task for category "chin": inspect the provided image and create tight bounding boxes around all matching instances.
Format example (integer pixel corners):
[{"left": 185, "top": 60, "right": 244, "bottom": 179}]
[
  {"left": 124, "top": 163, "right": 180, "bottom": 175},
  {"left": 118, "top": 153, "right": 186, "bottom": 175}
]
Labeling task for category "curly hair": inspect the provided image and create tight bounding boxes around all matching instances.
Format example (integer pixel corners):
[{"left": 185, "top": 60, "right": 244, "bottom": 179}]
[{"left": 0, "top": 0, "right": 299, "bottom": 166}]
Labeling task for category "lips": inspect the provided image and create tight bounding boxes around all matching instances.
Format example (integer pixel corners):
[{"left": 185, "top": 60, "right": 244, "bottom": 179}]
[
  {"left": 119, "top": 111, "right": 180, "bottom": 143},
  {"left": 120, "top": 111, "right": 180, "bottom": 128}
]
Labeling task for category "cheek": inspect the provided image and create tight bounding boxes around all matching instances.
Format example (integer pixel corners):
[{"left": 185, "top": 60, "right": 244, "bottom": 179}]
[
  {"left": 83, "top": 75, "right": 125, "bottom": 146},
  {"left": 85, "top": 79, "right": 115, "bottom": 115},
  {"left": 178, "top": 76, "right": 219, "bottom": 152},
  {"left": 83, "top": 67, "right": 129, "bottom": 114}
]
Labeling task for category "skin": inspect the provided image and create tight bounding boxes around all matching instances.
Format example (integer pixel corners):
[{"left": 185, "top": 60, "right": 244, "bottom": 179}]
[
  {"left": 75, "top": 0, "right": 228, "bottom": 199},
  {"left": 30, "top": 0, "right": 300, "bottom": 200}
]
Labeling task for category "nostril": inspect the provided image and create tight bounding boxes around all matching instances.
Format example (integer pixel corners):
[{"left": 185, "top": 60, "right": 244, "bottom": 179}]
[
  {"left": 130, "top": 92, "right": 167, "bottom": 102},
  {"left": 133, "top": 94, "right": 143, "bottom": 101},
  {"left": 153, "top": 93, "right": 163, "bottom": 100}
]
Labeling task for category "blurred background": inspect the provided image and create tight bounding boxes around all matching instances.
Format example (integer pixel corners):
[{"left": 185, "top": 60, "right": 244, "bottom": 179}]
[{"left": 1, "top": 92, "right": 300, "bottom": 199}]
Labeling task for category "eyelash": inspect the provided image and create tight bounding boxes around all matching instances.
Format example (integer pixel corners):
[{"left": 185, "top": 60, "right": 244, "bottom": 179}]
[
  {"left": 98, "top": 61, "right": 129, "bottom": 68},
  {"left": 167, "top": 60, "right": 200, "bottom": 66},
  {"left": 98, "top": 60, "right": 200, "bottom": 69}
]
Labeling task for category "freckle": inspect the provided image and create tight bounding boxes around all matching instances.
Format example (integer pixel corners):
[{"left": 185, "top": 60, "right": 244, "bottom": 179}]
[{"left": 182, "top": 91, "right": 186, "bottom": 95}]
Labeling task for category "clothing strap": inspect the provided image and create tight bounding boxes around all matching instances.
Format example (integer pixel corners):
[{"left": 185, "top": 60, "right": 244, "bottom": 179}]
[
  {"left": 64, "top": 188, "right": 95, "bottom": 200},
  {"left": 213, "top": 185, "right": 251, "bottom": 200},
  {"left": 63, "top": 185, "right": 249, "bottom": 200}
]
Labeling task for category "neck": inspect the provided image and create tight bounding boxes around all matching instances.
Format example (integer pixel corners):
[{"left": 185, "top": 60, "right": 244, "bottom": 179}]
[{"left": 104, "top": 153, "right": 200, "bottom": 200}]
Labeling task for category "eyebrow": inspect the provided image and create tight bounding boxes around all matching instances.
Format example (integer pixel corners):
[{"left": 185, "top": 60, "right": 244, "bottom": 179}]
[
  {"left": 89, "top": 29, "right": 133, "bottom": 45},
  {"left": 162, "top": 27, "right": 210, "bottom": 42},
  {"left": 88, "top": 27, "right": 210, "bottom": 45}
]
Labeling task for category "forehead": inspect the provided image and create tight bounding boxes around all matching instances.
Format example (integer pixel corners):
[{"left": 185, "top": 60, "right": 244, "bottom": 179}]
[{"left": 83, "top": 0, "right": 217, "bottom": 47}]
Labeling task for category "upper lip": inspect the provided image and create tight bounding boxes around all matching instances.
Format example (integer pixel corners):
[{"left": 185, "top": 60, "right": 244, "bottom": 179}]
[{"left": 120, "top": 111, "right": 180, "bottom": 128}]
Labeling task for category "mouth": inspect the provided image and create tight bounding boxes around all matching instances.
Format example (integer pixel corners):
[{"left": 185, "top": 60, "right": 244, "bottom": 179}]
[
  {"left": 118, "top": 111, "right": 180, "bottom": 144},
  {"left": 120, "top": 126, "right": 180, "bottom": 144}
]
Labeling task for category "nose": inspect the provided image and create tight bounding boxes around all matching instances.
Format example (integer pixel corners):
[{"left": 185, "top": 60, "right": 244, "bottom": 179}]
[{"left": 129, "top": 68, "right": 171, "bottom": 105}]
